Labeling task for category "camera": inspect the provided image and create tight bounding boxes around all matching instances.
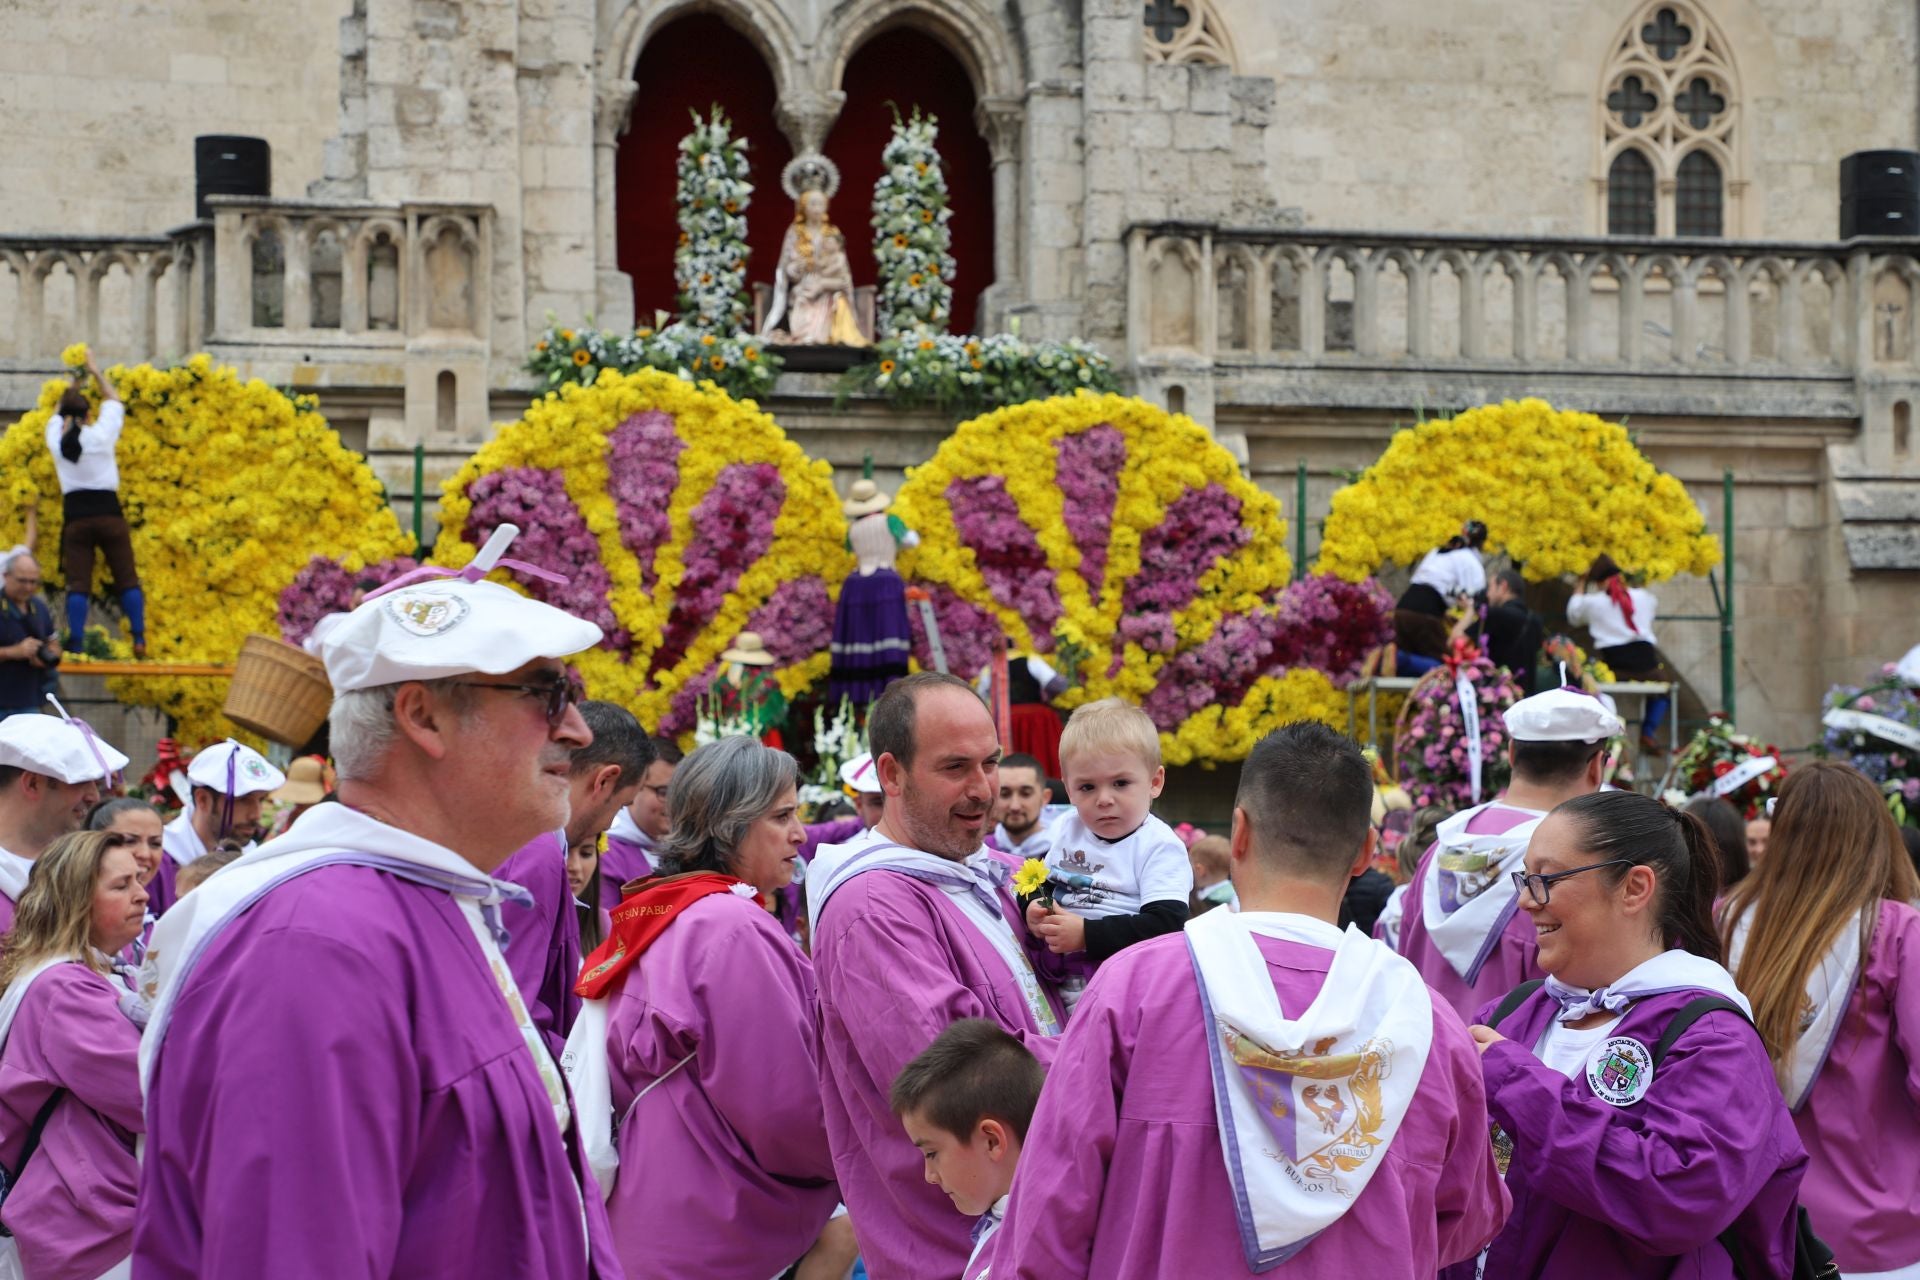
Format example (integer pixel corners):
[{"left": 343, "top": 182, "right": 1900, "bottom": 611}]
[{"left": 36, "top": 640, "right": 60, "bottom": 668}]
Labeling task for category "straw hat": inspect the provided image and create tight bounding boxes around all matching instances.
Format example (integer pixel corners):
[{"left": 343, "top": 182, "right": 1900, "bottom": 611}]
[
  {"left": 842, "top": 479, "right": 891, "bottom": 518},
  {"left": 269, "top": 755, "right": 332, "bottom": 805},
  {"left": 720, "top": 632, "right": 777, "bottom": 667}
]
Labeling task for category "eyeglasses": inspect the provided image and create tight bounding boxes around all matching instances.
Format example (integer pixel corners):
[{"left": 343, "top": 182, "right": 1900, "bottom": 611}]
[
  {"left": 1510, "top": 858, "right": 1633, "bottom": 907},
  {"left": 449, "top": 670, "right": 581, "bottom": 729}
]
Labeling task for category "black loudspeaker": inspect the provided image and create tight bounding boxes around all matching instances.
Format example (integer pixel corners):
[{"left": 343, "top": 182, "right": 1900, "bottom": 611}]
[
  {"left": 1840, "top": 150, "right": 1919, "bottom": 238},
  {"left": 194, "top": 136, "right": 271, "bottom": 220}
]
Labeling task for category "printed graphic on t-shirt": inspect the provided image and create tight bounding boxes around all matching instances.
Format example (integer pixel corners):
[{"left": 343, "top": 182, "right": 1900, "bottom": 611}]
[{"left": 1050, "top": 845, "right": 1109, "bottom": 910}]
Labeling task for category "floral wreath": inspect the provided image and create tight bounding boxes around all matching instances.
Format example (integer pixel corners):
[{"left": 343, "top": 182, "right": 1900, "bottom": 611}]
[
  {"left": 1818, "top": 667, "right": 1920, "bottom": 824},
  {"left": 1392, "top": 641, "right": 1526, "bottom": 811},
  {"left": 1666, "top": 715, "right": 1788, "bottom": 820},
  {"left": 432, "top": 368, "right": 852, "bottom": 736}
]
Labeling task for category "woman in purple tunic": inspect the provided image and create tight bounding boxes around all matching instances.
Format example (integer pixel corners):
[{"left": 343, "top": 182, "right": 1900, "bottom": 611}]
[
  {"left": 0, "top": 829, "right": 149, "bottom": 1280},
  {"left": 1721, "top": 761, "right": 1920, "bottom": 1278},
  {"left": 1460, "top": 790, "right": 1807, "bottom": 1280},
  {"left": 584, "top": 736, "right": 839, "bottom": 1280}
]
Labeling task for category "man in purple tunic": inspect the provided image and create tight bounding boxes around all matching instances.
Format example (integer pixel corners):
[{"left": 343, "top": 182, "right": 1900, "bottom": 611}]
[
  {"left": 809, "top": 673, "right": 1066, "bottom": 1280},
  {"left": 495, "top": 699, "right": 651, "bottom": 1056},
  {"left": 0, "top": 711, "right": 127, "bottom": 930},
  {"left": 1398, "top": 686, "right": 1619, "bottom": 1020},
  {"left": 599, "top": 736, "right": 679, "bottom": 908},
  {"left": 996, "top": 721, "right": 1507, "bottom": 1279},
  {"left": 136, "top": 527, "right": 622, "bottom": 1279}
]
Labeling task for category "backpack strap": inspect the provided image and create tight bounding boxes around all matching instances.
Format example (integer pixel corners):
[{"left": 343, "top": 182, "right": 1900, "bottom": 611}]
[
  {"left": 0, "top": 1087, "right": 65, "bottom": 1239},
  {"left": 1650, "top": 997, "right": 1751, "bottom": 1068},
  {"left": 1485, "top": 979, "right": 1545, "bottom": 1030}
]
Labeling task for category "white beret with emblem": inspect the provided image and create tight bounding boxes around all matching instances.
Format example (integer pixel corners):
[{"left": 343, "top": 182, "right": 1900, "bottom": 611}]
[
  {"left": 186, "top": 738, "right": 287, "bottom": 797},
  {"left": 838, "top": 752, "right": 882, "bottom": 795},
  {"left": 1502, "top": 685, "right": 1626, "bottom": 743},
  {"left": 0, "top": 709, "right": 129, "bottom": 783},
  {"left": 306, "top": 525, "right": 605, "bottom": 694}
]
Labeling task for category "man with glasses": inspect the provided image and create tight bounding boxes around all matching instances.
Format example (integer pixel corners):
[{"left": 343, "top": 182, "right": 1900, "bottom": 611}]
[
  {"left": 137, "top": 526, "right": 622, "bottom": 1279},
  {"left": 0, "top": 550, "right": 58, "bottom": 720},
  {"left": 1398, "top": 686, "right": 1622, "bottom": 1022}
]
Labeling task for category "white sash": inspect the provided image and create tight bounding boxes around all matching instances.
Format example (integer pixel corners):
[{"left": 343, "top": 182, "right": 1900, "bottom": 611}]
[
  {"left": 1187, "top": 909, "right": 1433, "bottom": 1269},
  {"left": 1418, "top": 805, "right": 1546, "bottom": 981},
  {"left": 0, "top": 850, "right": 30, "bottom": 906},
  {"left": 1725, "top": 907, "right": 1862, "bottom": 1110}
]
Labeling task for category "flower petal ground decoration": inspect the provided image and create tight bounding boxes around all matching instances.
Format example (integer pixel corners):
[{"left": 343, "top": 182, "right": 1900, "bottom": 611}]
[{"left": 432, "top": 368, "right": 852, "bottom": 736}]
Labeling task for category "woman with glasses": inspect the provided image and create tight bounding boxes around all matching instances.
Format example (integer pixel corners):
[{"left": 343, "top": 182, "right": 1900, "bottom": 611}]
[
  {"left": 1451, "top": 790, "right": 1807, "bottom": 1280},
  {"left": 1722, "top": 762, "right": 1920, "bottom": 1279},
  {"left": 0, "top": 830, "right": 149, "bottom": 1280}
]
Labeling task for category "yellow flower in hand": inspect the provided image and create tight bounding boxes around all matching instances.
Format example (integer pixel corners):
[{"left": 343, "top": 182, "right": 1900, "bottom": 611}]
[
  {"left": 61, "top": 343, "right": 88, "bottom": 369},
  {"left": 1012, "top": 857, "right": 1050, "bottom": 898}
]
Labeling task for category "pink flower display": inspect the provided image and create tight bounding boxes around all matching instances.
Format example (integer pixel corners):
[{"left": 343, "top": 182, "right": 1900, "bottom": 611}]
[
  {"left": 1120, "top": 485, "right": 1251, "bottom": 653},
  {"left": 1269, "top": 574, "right": 1396, "bottom": 681},
  {"left": 1054, "top": 424, "right": 1126, "bottom": 595},
  {"left": 946, "top": 474, "right": 1062, "bottom": 648},
  {"left": 1395, "top": 653, "right": 1525, "bottom": 810},
  {"left": 606, "top": 410, "right": 684, "bottom": 591},
  {"left": 651, "top": 463, "right": 784, "bottom": 673},
  {"left": 275, "top": 553, "right": 421, "bottom": 647},
  {"left": 905, "top": 583, "right": 1004, "bottom": 680},
  {"left": 466, "top": 466, "right": 629, "bottom": 650},
  {"left": 746, "top": 576, "right": 835, "bottom": 665}
]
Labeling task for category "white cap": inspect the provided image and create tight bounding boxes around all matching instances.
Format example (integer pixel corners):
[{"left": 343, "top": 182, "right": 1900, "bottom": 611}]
[
  {"left": 0, "top": 712, "right": 129, "bottom": 784},
  {"left": 1502, "top": 686, "right": 1625, "bottom": 743},
  {"left": 306, "top": 525, "right": 604, "bottom": 693},
  {"left": 1898, "top": 643, "right": 1920, "bottom": 687},
  {"left": 186, "top": 739, "right": 287, "bottom": 798},
  {"left": 839, "top": 752, "right": 882, "bottom": 794}
]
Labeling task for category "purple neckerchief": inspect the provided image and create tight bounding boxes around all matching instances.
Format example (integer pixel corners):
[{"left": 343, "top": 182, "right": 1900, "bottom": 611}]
[{"left": 362, "top": 555, "right": 570, "bottom": 601}]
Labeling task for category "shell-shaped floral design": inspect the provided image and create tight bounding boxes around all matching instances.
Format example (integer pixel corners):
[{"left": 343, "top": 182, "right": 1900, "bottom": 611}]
[{"left": 432, "top": 368, "right": 851, "bottom": 735}]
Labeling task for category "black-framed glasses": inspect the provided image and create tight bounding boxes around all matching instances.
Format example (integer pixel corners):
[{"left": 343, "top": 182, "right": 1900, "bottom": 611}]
[
  {"left": 450, "top": 670, "right": 580, "bottom": 729},
  {"left": 1510, "top": 858, "right": 1633, "bottom": 907}
]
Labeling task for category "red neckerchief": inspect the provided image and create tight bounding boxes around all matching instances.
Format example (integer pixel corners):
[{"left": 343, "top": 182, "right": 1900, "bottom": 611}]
[
  {"left": 1604, "top": 576, "right": 1639, "bottom": 635},
  {"left": 574, "top": 870, "right": 744, "bottom": 999}
]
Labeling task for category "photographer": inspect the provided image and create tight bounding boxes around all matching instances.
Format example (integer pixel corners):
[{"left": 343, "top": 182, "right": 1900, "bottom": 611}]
[{"left": 0, "top": 549, "right": 58, "bottom": 719}]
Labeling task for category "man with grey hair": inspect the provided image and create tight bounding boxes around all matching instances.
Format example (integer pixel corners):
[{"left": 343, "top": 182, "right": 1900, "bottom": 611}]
[
  {"left": 496, "top": 698, "right": 653, "bottom": 1054},
  {"left": 137, "top": 527, "right": 622, "bottom": 1278},
  {"left": 806, "top": 672, "right": 1064, "bottom": 1280},
  {"left": 0, "top": 549, "right": 58, "bottom": 719}
]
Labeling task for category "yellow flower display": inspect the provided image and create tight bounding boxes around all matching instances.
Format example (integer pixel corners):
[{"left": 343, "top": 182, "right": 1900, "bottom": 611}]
[
  {"left": 1314, "top": 399, "right": 1720, "bottom": 583},
  {"left": 1162, "top": 669, "right": 1351, "bottom": 768},
  {"left": 60, "top": 343, "right": 88, "bottom": 369},
  {"left": 433, "top": 368, "right": 852, "bottom": 738},
  {"left": 0, "top": 357, "right": 412, "bottom": 745}
]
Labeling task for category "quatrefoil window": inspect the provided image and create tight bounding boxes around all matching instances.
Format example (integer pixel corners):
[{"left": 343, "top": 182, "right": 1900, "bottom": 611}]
[{"left": 1608, "top": 76, "right": 1659, "bottom": 128}]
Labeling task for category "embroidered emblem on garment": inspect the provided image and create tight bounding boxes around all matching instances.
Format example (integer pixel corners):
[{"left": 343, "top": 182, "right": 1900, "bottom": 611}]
[
  {"left": 1226, "top": 1028, "right": 1395, "bottom": 1196},
  {"left": 385, "top": 590, "right": 471, "bottom": 637},
  {"left": 242, "top": 757, "right": 272, "bottom": 781},
  {"left": 1435, "top": 837, "right": 1521, "bottom": 910},
  {"left": 1586, "top": 1036, "right": 1655, "bottom": 1106}
]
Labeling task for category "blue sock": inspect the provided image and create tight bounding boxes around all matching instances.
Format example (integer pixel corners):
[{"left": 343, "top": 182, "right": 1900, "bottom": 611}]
[
  {"left": 65, "top": 593, "right": 88, "bottom": 649},
  {"left": 1644, "top": 695, "right": 1670, "bottom": 736},
  {"left": 119, "top": 587, "right": 146, "bottom": 645}
]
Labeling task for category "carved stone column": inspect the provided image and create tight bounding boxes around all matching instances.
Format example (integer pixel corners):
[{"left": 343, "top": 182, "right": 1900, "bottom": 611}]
[
  {"left": 974, "top": 96, "right": 1024, "bottom": 330},
  {"left": 593, "top": 78, "right": 639, "bottom": 330}
]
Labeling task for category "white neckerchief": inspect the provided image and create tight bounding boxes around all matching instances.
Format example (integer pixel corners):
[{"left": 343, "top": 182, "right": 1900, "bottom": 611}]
[
  {"left": 810, "top": 837, "right": 1060, "bottom": 1037},
  {"left": 1725, "top": 906, "right": 1864, "bottom": 1110},
  {"left": 1542, "top": 948, "right": 1751, "bottom": 1024},
  {"left": 966, "top": 1193, "right": 1008, "bottom": 1277},
  {"left": 161, "top": 811, "right": 207, "bottom": 868},
  {"left": 0, "top": 955, "right": 72, "bottom": 1058},
  {"left": 0, "top": 846, "right": 31, "bottom": 904},
  {"left": 1186, "top": 909, "right": 1433, "bottom": 1269},
  {"left": 993, "top": 822, "right": 1051, "bottom": 861},
  {"left": 1376, "top": 883, "right": 1408, "bottom": 948},
  {"left": 606, "top": 807, "right": 649, "bottom": 850},
  {"left": 1418, "top": 803, "right": 1547, "bottom": 981}
]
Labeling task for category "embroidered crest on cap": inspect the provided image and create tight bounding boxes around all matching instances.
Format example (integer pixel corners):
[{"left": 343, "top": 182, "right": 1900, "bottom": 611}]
[
  {"left": 385, "top": 590, "right": 471, "bottom": 638},
  {"left": 242, "top": 757, "right": 271, "bottom": 781},
  {"left": 1586, "top": 1036, "right": 1655, "bottom": 1107}
]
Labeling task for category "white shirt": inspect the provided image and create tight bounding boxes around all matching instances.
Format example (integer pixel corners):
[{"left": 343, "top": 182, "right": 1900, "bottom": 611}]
[
  {"left": 161, "top": 810, "right": 208, "bottom": 868},
  {"left": 1534, "top": 1016, "right": 1621, "bottom": 1078},
  {"left": 1045, "top": 812, "right": 1193, "bottom": 919},
  {"left": 46, "top": 401, "right": 125, "bottom": 493},
  {"left": 1409, "top": 546, "right": 1486, "bottom": 600},
  {"left": 1567, "top": 585, "right": 1658, "bottom": 648}
]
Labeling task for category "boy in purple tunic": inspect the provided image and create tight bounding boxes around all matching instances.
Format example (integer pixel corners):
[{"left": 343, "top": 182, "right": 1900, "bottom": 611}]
[
  {"left": 1459, "top": 791, "right": 1806, "bottom": 1279},
  {"left": 599, "top": 737, "right": 679, "bottom": 908},
  {"left": 810, "top": 673, "right": 1066, "bottom": 1280},
  {"left": 997, "top": 721, "right": 1507, "bottom": 1280},
  {"left": 136, "top": 527, "right": 623, "bottom": 1280},
  {"left": 1399, "top": 686, "right": 1618, "bottom": 1021},
  {"left": 495, "top": 700, "right": 651, "bottom": 1055},
  {"left": 0, "top": 710, "right": 127, "bottom": 931}
]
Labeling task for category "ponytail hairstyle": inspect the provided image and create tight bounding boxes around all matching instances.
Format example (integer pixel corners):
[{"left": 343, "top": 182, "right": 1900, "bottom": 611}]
[
  {"left": 1551, "top": 790, "right": 1723, "bottom": 963},
  {"left": 57, "top": 383, "right": 90, "bottom": 464},
  {"left": 1440, "top": 519, "right": 1489, "bottom": 554},
  {"left": 1720, "top": 761, "right": 1917, "bottom": 1090}
]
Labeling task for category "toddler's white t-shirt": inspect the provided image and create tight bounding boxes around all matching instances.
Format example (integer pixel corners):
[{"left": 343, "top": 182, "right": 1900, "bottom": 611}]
[{"left": 1044, "top": 811, "right": 1193, "bottom": 918}]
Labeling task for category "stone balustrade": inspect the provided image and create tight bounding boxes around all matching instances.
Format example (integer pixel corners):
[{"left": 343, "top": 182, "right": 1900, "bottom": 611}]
[{"left": 0, "top": 230, "right": 204, "bottom": 363}]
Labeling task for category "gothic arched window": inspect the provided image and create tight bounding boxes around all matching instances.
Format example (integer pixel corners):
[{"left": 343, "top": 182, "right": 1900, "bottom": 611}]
[
  {"left": 1143, "top": 0, "right": 1239, "bottom": 69},
  {"left": 1596, "top": 2, "right": 1743, "bottom": 236}
]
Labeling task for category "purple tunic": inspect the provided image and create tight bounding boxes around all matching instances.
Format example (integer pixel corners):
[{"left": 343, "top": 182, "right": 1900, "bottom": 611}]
[
  {"left": 1451, "top": 986, "right": 1807, "bottom": 1279},
  {"left": 813, "top": 869, "right": 1065, "bottom": 1280},
  {"left": 1793, "top": 899, "right": 1920, "bottom": 1273},
  {"left": 599, "top": 831, "right": 653, "bottom": 910},
  {"left": 136, "top": 864, "right": 621, "bottom": 1280},
  {"left": 0, "top": 891, "right": 14, "bottom": 934},
  {"left": 1398, "top": 805, "right": 1543, "bottom": 1022},
  {"left": 495, "top": 830, "right": 584, "bottom": 1058},
  {"left": 604, "top": 891, "right": 838, "bottom": 1278},
  {"left": 148, "top": 852, "right": 182, "bottom": 916},
  {"left": 0, "top": 963, "right": 142, "bottom": 1280},
  {"left": 996, "top": 933, "right": 1508, "bottom": 1279}
]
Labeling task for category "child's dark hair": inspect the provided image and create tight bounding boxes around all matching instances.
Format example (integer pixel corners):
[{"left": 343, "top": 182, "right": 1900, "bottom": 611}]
[
  {"left": 1551, "top": 790, "right": 1723, "bottom": 962},
  {"left": 889, "top": 1018, "right": 1045, "bottom": 1142}
]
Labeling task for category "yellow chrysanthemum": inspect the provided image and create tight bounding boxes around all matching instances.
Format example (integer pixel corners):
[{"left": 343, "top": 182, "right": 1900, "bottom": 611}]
[
  {"left": 1013, "top": 857, "right": 1049, "bottom": 896},
  {"left": 60, "top": 343, "right": 88, "bottom": 369}
]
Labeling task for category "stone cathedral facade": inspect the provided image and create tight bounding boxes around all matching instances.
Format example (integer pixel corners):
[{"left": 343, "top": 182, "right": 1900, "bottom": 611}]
[{"left": 1, "top": 0, "right": 1916, "bottom": 746}]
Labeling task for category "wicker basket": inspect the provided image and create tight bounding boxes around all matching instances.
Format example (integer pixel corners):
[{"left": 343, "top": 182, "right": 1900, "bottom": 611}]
[{"left": 223, "top": 634, "right": 334, "bottom": 746}]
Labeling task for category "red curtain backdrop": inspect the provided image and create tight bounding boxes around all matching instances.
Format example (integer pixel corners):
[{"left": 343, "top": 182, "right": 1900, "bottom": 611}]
[
  {"left": 617, "top": 15, "right": 794, "bottom": 324},
  {"left": 826, "top": 28, "right": 995, "bottom": 335}
]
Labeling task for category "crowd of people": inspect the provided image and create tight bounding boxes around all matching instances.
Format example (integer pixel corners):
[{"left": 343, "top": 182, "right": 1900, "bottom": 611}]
[{"left": 0, "top": 526, "right": 1913, "bottom": 1280}]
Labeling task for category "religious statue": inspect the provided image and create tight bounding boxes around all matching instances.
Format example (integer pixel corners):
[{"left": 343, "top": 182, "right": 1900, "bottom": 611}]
[{"left": 760, "top": 156, "right": 870, "bottom": 347}]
